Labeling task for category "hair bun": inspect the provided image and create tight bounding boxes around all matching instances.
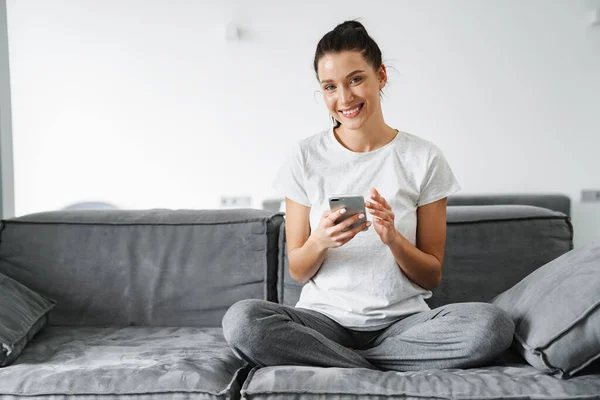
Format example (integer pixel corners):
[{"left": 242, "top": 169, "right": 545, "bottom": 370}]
[{"left": 336, "top": 20, "right": 366, "bottom": 32}]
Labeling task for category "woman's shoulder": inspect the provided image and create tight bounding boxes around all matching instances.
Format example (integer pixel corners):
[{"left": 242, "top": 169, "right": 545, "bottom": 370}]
[
  {"left": 397, "top": 130, "right": 433, "bottom": 151},
  {"left": 291, "top": 128, "right": 331, "bottom": 154},
  {"left": 396, "top": 131, "right": 454, "bottom": 171},
  {"left": 389, "top": 130, "right": 433, "bottom": 162}
]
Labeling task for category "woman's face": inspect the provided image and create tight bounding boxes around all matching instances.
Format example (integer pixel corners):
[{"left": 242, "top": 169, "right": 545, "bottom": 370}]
[{"left": 317, "top": 51, "right": 386, "bottom": 131}]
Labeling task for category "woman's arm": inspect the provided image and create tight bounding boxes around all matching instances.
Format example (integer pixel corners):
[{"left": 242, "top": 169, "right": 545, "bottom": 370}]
[
  {"left": 285, "top": 198, "right": 328, "bottom": 284},
  {"left": 387, "top": 197, "right": 448, "bottom": 290}
]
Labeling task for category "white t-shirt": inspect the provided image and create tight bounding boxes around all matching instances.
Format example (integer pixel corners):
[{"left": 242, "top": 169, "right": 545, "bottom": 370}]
[{"left": 272, "top": 127, "right": 461, "bottom": 331}]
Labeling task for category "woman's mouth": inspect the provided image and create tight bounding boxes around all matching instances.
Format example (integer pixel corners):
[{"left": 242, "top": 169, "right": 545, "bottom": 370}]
[{"left": 339, "top": 103, "right": 364, "bottom": 119}]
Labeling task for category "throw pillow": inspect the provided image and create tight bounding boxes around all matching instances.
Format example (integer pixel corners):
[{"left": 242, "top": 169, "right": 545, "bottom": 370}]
[
  {"left": 491, "top": 241, "right": 600, "bottom": 379},
  {"left": 0, "top": 272, "right": 56, "bottom": 367}
]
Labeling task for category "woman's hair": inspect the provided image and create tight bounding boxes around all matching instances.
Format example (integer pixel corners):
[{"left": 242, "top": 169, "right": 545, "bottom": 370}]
[{"left": 313, "top": 20, "right": 383, "bottom": 128}]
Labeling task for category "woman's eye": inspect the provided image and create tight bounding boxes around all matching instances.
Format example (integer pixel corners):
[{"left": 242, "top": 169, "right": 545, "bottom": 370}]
[
  {"left": 351, "top": 77, "right": 363, "bottom": 84},
  {"left": 324, "top": 85, "right": 335, "bottom": 91}
]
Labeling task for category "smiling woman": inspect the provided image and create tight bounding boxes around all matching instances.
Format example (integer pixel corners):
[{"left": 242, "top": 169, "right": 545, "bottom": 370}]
[
  {"left": 313, "top": 20, "right": 385, "bottom": 131},
  {"left": 222, "top": 20, "right": 515, "bottom": 374}
]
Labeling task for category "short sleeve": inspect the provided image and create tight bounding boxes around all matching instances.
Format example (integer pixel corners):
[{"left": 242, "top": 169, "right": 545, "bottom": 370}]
[
  {"left": 417, "top": 142, "right": 461, "bottom": 207},
  {"left": 272, "top": 143, "right": 311, "bottom": 207}
]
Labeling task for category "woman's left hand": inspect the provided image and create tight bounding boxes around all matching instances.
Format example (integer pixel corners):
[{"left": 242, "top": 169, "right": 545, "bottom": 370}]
[{"left": 365, "top": 188, "right": 399, "bottom": 246}]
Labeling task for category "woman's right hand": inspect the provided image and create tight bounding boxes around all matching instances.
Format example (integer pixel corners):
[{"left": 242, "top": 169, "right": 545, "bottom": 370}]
[{"left": 311, "top": 208, "right": 371, "bottom": 250}]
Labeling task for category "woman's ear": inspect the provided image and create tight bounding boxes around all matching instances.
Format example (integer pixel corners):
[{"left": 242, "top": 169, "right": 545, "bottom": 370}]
[{"left": 378, "top": 64, "right": 388, "bottom": 90}]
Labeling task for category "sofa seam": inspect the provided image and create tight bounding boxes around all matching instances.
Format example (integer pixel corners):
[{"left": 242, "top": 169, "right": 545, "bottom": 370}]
[
  {"left": 0, "top": 218, "right": 276, "bottom": 227},
  {"left": 241, "top": 385, "right": 600, "bottom": 400},
  {"left": 263, "top": 219, "right": 269, "bottom": 303},
  {"left": 535, "top": 299, "right": 600, "bottom": 377},
  {"left": 240, "top": 388, "right": 454, "bottom": 399},
  {"left": 539, "top": 299, "right": 600, "bottom": 350},
  {"left": 566, "top": 216, "right": 575, "bottom": 250},
  {"left": 278, "top": 224, "right": 286, "bottom": 305},
  {"left": 2, "top": 389, "right": 237, "bottom": 397},
  {"left": 569, "top": 349, "right": 600, "bottom": 378},
  {"left": 448, "top": 215, "right": 570, "bottom": 225},
  {"left": 222, "top": 362, "right": 252, "bottom": 400},
  {"left": 240, "top": 366, "right": 259, "bottom": 396},
  {"left": 513, "top": 332, "right": 562, "bottom": 376}
]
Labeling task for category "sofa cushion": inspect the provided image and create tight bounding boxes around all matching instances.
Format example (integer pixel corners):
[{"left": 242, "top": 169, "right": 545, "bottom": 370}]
[
  {"left": 0, "top": 209, "right": 284, "bottom": 327},
  {"left": 0, "top": 271, "right": 55, "bottom": 367},
  {"left": 279, "top": 205, "right": 573, "bottom": 308},
  {"left": 0, "top": 326, "right": 250, "bottom": 399},
  {"left": 447, "top": 193, "right": 571, "bottom": 216},
  {"left": 491, "top": 242, "right": 600, "bottom": 379},
  {"left": 241, "top": 359, "right": 600, "bottom": 400},
  {"left": 429, "top": 205, "right": 572, "bottom": 308}
]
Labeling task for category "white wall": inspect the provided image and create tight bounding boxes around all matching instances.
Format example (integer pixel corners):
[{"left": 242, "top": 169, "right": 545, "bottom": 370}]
[
  {"left": 5, "top": 0, "right": 600, "bottom": 247},
  {"left": 0, "top": 0, "right": 15, "bottom": 219}
]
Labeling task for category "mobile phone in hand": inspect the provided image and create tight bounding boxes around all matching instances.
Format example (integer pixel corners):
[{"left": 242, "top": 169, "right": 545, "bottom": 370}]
[{"left": 328, "top": 195, "right": 366, "bottom": 232}]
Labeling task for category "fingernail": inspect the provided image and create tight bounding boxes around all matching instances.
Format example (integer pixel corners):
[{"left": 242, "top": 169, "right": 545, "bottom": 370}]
[
  {"left": 366, "top": 221, "right": 372, "bottom": 227},
  {"left": 340, "top": 208, "right": 346, "bottom": 214},
  {"left": 358, "top": 213, "right": 365, "bottom": 219}
]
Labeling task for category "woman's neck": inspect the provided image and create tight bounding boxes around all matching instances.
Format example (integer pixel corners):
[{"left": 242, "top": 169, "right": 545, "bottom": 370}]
[{"left": 335, "top": 119, "right": 397, "bottom": 153}]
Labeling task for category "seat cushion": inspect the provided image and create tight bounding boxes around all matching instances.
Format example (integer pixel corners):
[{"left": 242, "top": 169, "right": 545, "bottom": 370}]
[
  {"left": 241, "top": 355, "right": 600, "bottom": 400},
  {"left": 0, "top": 326, "right": 250, "bottom": 399}
]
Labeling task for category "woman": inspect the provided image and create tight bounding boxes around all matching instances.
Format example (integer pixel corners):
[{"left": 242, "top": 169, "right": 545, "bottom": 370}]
[{"left": 222, "top": 20, "right": 514, "bottom": 371}]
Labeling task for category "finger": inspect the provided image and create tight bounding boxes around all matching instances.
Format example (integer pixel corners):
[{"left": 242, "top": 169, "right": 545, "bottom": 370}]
[
  {"left": 368, "top": 208, "right": 383, "bottom": 218},
  {"left": 374, "top": 216, "right": 392, "bottom": 227},
  {"left": 380, "top": 196, "right": 391, "bottom": 210},
  {"left": 365, "top": 199, "right": 383, "bottom": 211},
  {"left": 369, "top": 189, "right": 391, "bottom": 210},
  {"left": 382, "top": 219, "right": 393, "bottom": 228},
  {"left": 327, "top": 208, "right": 346, "bottom": 223},
  {"left": 367, "top": 193, "right": 384, "bottom": 208},
  {"left": 357, "top": 220, "right": 372, "bottom": 233},
  {"left": 336, "top": 219, "right": 370, "bottom": 242},
  {"left": 368, "top": 208, "right": 394, "bottom": 221},
  {"left": 340, "top": 211, "right": 366, "bottom": 231}
]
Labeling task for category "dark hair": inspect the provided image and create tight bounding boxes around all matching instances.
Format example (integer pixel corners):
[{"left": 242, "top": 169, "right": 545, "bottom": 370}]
[{"left": 313, "top": 20, "right": 383, "bottom": 128}]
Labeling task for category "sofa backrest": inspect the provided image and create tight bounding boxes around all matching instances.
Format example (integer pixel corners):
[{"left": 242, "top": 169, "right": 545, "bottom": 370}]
[
  {"left": 447, "top": 193, "right": 571, "bottom": 217},
  {"left": 278, "top": 205, "right": 573, "bottom": 308},
  {"left": 0, "top": 209, "right": 284, "bottom": 327}
]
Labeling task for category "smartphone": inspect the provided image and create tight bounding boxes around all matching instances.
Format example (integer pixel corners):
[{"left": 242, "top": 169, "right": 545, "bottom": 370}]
[{"left": 328, "top": 195, "right": 366, "bottom": 232}]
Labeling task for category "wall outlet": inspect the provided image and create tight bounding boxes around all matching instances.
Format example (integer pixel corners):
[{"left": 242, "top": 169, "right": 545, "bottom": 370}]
[
  {"left": 220, "top": 196, "right": 252, "bottom": 208},
  {"left": 581, "top": 190, "right": 600, "bottom": 202}
]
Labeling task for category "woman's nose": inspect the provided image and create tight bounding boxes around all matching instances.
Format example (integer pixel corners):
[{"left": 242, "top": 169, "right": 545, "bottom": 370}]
[{"left": 339, "top": 87, "right": 355, "bottom": 105}]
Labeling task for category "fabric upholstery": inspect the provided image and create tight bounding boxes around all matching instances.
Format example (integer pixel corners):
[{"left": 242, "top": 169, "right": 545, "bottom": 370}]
[
  {"left": 279, "top": 205, "right": 573, "bottom": 308},
  {"left": 0, "top": 271, "right": 55, "bottom": 367},
  {"left": 447, "top": 193, "right": 571, "bottom": 216},
  {"left": 241, "top": 359, "right": 600, "bottom": 400},
  {"left": 0, "top": 209, "right": 284, "bottom": 327},
  {"left": 492, "top": 242, "right": 600, "bottom": 379},
  {"left": 0, "top": 326, "right": 250, "bottom": 399}
]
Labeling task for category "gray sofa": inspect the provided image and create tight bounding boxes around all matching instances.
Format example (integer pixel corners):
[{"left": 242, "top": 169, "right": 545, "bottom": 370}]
[{"left": 0, "top": 197, "right": 599, "bottom": 399}]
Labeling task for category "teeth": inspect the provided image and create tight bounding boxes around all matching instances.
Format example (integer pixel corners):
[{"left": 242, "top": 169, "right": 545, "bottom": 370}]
[{"left": 342, "top": 105, "right": 361, "bottom": 115}]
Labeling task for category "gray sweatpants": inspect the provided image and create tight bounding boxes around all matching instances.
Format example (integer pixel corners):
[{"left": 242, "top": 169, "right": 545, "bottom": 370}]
[{"left": 221, "top": 299, "right": 515, "bottom": 371}]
